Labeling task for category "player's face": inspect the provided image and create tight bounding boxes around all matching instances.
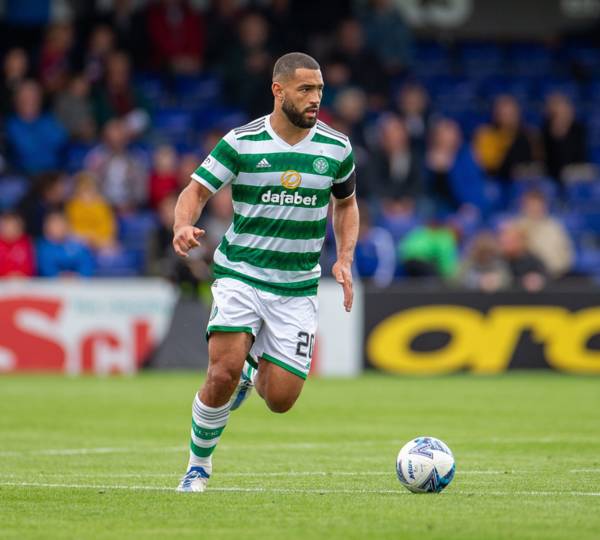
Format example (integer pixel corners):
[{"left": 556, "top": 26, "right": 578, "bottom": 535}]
[{"left": 281, "top": 68, "right": 324, "bottom": 129}]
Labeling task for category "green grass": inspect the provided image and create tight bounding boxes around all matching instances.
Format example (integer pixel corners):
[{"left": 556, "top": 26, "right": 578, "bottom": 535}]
[{"left": 1, "top": 372, "right": 599, "bottom": 540}]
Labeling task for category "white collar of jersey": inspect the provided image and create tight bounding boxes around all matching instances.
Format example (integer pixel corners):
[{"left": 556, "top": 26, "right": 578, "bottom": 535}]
[{"left": 265, "top": 114, "right": 317, "bottom": 150}]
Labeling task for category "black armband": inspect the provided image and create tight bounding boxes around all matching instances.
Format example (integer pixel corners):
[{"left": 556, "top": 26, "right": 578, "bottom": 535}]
[{"left": 331, "top": 171, "right": 356, "bottom": 199}]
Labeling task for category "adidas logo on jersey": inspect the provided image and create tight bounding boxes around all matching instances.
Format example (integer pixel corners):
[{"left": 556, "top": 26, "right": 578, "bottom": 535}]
[
  {"left": 256, "top": 158, "right": 271, "bottom": 168},
  {"left": 261, "top": 189, "right": 318, "bottom": 207}
]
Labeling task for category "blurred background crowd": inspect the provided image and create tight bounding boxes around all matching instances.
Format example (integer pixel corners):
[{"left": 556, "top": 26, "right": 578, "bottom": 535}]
[{"left": 1, "top": 0, "right": 600, "bottom": 293}]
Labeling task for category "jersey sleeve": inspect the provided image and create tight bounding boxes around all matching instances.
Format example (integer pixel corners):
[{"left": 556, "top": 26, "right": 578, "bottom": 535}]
[
  {"left": 191, "top": 130, "right": 240, "bottom": 193},
  {"left": 331, "top": 140, "right": 356, "bottom": 199},
  {"left": 334, "top": 141, "right": 355, "bottom": 184}
]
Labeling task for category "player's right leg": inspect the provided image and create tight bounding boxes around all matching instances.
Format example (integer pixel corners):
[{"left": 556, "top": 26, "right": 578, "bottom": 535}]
[
  {"left": 177, "top": 331, "right": 252, "bottom": 492},
  {"left": 177, "top": 278, "right": 259, "bottom": 493}
]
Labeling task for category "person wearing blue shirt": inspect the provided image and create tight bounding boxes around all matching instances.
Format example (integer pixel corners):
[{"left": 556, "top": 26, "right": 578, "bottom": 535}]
[
  {"left": 36, "top": 210, "right": 94, "bottom": 277},
  {"left": 6, "top": 80, "right": 67, "bottom": 174}
]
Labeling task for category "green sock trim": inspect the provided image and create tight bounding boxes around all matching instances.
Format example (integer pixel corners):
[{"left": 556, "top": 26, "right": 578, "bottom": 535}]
[
  {"left": 261, "top": 353, "right": 307, "bottom": 380},
  {"left": 190, "top": 440, "right": 216, "bottom": 458}
]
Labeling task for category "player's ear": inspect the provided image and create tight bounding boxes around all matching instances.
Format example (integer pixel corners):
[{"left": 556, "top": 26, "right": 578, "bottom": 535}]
[{"left": 272, "top": 81, "right": 284, "bottom": 101}]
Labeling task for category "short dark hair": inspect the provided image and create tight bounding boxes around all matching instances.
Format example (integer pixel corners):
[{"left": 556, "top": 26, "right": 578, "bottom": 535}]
[{"left": 273, "top": 52, "right": 320, "bottom": 82}]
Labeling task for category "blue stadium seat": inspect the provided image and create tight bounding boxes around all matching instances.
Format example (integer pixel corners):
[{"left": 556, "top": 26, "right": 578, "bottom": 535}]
[
  {"left": 93, "top": 247, "right": 143, "bottom": 277},
  {"left": 174, "top": 74, "right": 221, "bottom": 109},
  {"left": 479, "top": 75, "right": 533, "bottom": 103},
  {"left": 0, "top": 175, "right": 29, "bottom": 210},
  {"left": 412, "top": 42, "right": 452, "bottom": 77},
  {"left": 506, "top": 43, "right": 555, "bottom": 77},
  {"left": 459, "top": 43, "right": 504, "bottom": 78},
  {"left": 134, "top": 73, "right": 168, "bottom": 108},
  {"left": 152, "top": 108, "right": 195, "bottom": 146},
  {"left": 565, "top": 181, "right": 600, "bottom": 204}
]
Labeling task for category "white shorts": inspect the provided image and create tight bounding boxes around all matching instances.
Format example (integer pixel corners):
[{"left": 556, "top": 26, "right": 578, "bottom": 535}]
[{"left": 207, "top": 278, "right": 318, "bottom": 380}]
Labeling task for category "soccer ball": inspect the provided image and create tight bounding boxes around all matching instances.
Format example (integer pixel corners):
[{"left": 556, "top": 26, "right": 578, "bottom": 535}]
[{"left": 396, "top": 436, "right": 455, "bottom": 493}]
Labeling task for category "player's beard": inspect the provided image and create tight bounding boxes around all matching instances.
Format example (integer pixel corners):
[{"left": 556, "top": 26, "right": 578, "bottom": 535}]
[{"left": 282, "top": 98, "right": 318, "bottom": 129}]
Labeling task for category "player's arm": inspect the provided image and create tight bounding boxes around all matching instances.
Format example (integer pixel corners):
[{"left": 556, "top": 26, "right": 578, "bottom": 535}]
[
  {"left": 172, "top": 181, "right": 212, "bottom": 258},
  {"left": 331, "top": 171, "right": 358, "bottom": 312},
  {"left": 174, "top": 131, "right": 239, "bottom": 258}
]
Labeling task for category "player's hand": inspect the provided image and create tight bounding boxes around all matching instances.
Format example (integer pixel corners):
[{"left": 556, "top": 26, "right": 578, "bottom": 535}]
[
  {"left": 173, "top": 226, "right": 205, "bottom": 258},
  {"left": 332, "top": 260, "right": 353, "bottom": 312}
]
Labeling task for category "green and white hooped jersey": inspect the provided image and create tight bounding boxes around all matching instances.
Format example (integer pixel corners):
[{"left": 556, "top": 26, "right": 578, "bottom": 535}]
[{"left": 192, "top": 115, "right": 355, "bottom": 297}]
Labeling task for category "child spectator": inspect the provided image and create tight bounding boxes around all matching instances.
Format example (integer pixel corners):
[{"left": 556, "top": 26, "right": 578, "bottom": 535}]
[
  {"left": 65, "top": 172, "right": 116, "bottom": 249},
  {"left": 516, "top": 190, "right": 574, "bottom": 278},
  {"left": 7, "top": 80, "right": 68, "bottom": 174},
  {"left": 457, "top": 231, "right": 511, "bottom": 292},
  {"left": 84, "top": 119, "right": 148, "bottom": 212},
  {"left": 84, "top": 25, "right": 115, "bottom": 84},
  {"left": 149, "top": 145, "right": 179, "bottom": 209},
  {"left": 36, "top": 210, "right": 94, "bottom": 277},
  {"left": 53, "top": 75, "right": 96, "bottom": 141},
  {"left": 0, "top": 211, "right": 35, "bottom": 277}
]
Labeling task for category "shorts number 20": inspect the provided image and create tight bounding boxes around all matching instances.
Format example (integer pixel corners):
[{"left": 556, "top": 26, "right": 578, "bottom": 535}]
[{"left": 296, "top": 331, "right": 315, "bottom": 359}]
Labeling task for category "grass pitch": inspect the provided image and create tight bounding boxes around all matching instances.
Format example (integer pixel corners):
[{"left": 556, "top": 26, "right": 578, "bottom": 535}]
[{"left": 1, "top": 372, "right": 599, "bottom": 540}]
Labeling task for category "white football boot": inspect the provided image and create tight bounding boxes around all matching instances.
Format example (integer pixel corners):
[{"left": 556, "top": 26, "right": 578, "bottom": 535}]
[{"left": 176, "top": 466, "right": 210, "bottom": 493}]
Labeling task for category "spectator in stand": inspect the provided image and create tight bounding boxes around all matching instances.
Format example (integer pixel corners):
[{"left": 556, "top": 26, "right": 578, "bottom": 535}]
[
  {"left": 65, "top": 171, "right": 116, "bottom": 249},
  {"left": 93, "top": 51, "right": 150, "bottom": 138},
  {"left": 36, "top": 210, "right": 94, "bottom": 277},
  {"left": 149, "top": 145, "right": 179, "bottom": 209},
  {"left": 53, "top": 74, "right": 96, "bottom": 142},
  {"left": 516, "top": 189, "right": 574, "bottom": 278},
  {"left": 426, "top": 118, "right": 489, "bottom": 215},
  {"left": 332, "top": 87, "right": 369, "bottom": 151},
  {"left": 98, "top": 0, "right": 147, "bottom": 68},
  {"left": 396, "top": 82, "right": 431, "bottom": 158},
  {"left": 457, "top": 231, "right": 511, "bottom": 291},
  {"left": 18, "top": 171, "right": 68, "bottom": 238},
  {"left": 542, "top": 92, "right": 588, "bottom": 183},
  {"left": 83, "top": 25, "right": 115, "bottom": 85},
  {"left": 201, "top": 185, "right": 233, "bottom": 255},
  {"left": 0, "top": 47, "right": 29, "bottom": 117},
  {"left": 38, "top": 22, "right": 75, "bottom": 95},
  {"left": 367, "top": 113, "right": 423, "bottom": 201},
  {"left": 6, "top": 80, "right": 68, "bottom": 175},
  {"left": 328, "top": 19, "right": 388, "bottom": 106},
  {"left": 498, "top": 220, "right": 547, "bottom": 291},
  {"left": 354, "top": 203, "right": 396, "bottom": 287},
  {"left": 473, "top": 94, "right": 535, "bottom": 182},
  {"left": 358, "top": 0, "right": 413, "bottom": 77},
  {"left": 146, "top": 0, "right": 205, "bottom": 74},
  {"left": 321, "top": 56, "right": 352, "bottom": 110},
  {"left": 84, "top": 119, "right": 148, "bottom": 212},
  {"left": 398, "top": 220, "right": 458, "bottom": 278},
  {"left": 0, "top": 211, "right": 35, "bottom": 277},
  {"left": 221, "top": 12, "right": 274, "bottom": 118}
]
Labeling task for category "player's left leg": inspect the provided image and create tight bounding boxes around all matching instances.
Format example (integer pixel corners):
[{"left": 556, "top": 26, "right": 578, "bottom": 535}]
[
  {"left": 255, "top": 359, "right": 305, "bottom": 413},
  {"left": 252, "top": 291, "right": 317, "bottom": 413}
]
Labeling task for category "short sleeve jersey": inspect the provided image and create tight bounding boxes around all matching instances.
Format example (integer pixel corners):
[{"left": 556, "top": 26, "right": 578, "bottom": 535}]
[{"left": 192, "top": 115, "right": 355, "bottom": 297}]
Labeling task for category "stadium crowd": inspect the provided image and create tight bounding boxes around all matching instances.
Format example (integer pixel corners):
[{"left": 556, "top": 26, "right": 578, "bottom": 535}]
[{"left": 1, "top": 0, "right": 599, "bottom": 291}]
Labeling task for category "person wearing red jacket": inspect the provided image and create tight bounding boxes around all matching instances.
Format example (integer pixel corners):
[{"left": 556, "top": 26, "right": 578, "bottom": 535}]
[
  {"left": 0, "top": 211, "right": 35, "bottom": 277},
  {"left": 146, "top": 0, "right": 205, "bottom": 74}
]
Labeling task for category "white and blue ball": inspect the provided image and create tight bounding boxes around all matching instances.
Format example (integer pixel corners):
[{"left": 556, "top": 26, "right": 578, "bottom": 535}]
[{"left": 396, "top": 436, "right": 455, "bottom": 493}]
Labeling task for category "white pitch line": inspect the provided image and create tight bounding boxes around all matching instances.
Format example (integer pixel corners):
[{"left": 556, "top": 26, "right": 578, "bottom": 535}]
[
  {"left": 0, "top": 470, "right": 510, "bottom": 479},
  {"left": 1, "top": 482, "right": 599, "bottom": 497}
]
